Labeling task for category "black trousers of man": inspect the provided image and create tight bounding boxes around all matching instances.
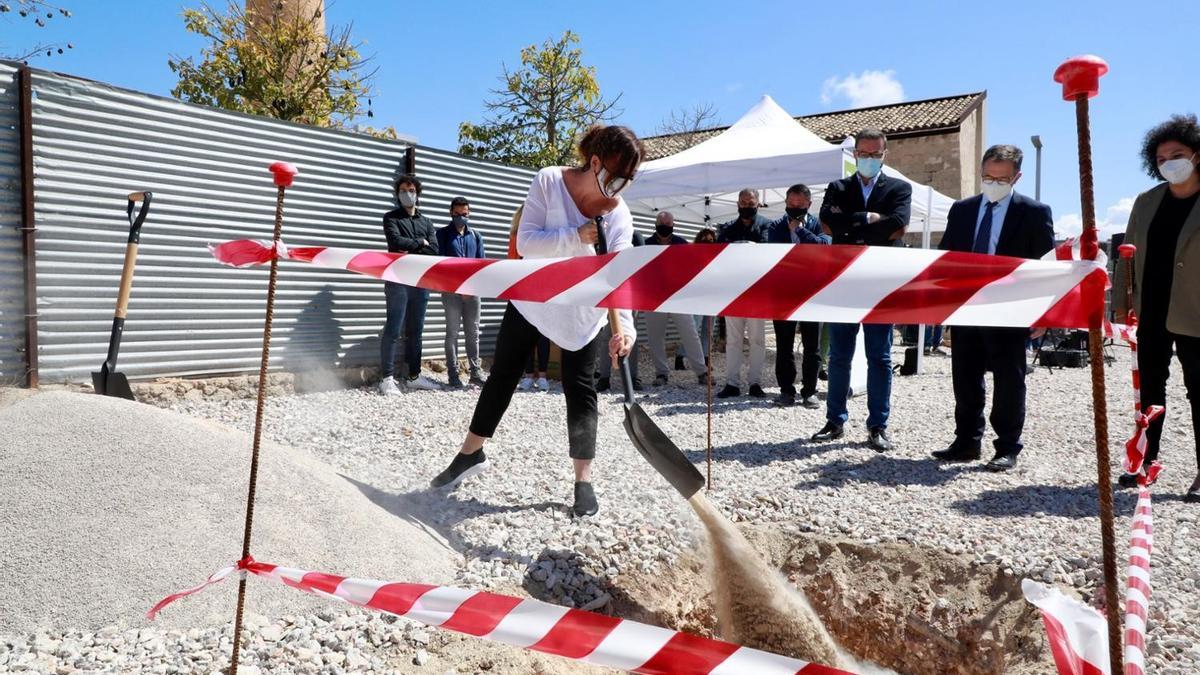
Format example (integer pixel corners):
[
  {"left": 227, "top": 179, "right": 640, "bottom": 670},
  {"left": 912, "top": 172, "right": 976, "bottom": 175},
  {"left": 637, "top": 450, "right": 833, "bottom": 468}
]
[
  {"left": 773, "top": 320, "right": 820, "bottom": 398},
  {"left": 951, "top": 326, "right": 1028, "bottom": 456}
]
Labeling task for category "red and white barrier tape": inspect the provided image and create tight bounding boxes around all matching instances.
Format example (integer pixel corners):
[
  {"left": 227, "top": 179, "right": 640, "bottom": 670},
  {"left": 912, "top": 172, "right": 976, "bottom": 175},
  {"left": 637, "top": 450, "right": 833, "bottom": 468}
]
[
  {"left": 1123, "top": 489, "right": 1153, "bottom": 675},
  {"left": 1022, "top": 579, "right": 1109, "bottom": 675},
  {"left": 151, "top": 558, "right": 851, "bottom": 675},
  {"left": 209, "top": 239, "right": 1107, "bottom": 328}
]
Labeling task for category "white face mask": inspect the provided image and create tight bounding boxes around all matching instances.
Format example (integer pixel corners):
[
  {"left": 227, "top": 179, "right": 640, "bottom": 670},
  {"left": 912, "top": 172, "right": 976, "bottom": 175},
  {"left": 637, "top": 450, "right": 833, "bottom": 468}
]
[
  {"left": 1160, "top": 155, "right": 1197, "bottom": 185},
  {"left": 397, "top": 190, "right": 418, "bottom": 209},
  {"left": 981, "top": 179, "right": 1014, "bottom": 203},
  {"left": 595, "top": 166, "right": 631, "bottom": 199}
]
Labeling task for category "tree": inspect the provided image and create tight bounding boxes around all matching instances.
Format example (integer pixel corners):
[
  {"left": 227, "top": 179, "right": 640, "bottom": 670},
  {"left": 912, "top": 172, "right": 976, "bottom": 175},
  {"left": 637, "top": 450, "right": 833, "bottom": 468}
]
[
  {"left": 0, "top": 1, "right": 73, "bottom": 62},
  {"left": 656, "top": 103, "right": 720, "bottom": 136},
  {"left": 168, "top": 1, "right": 380, "bottom": 131},
  {"left": 458, "top": 31, "right": 621, "bottom": 168}
]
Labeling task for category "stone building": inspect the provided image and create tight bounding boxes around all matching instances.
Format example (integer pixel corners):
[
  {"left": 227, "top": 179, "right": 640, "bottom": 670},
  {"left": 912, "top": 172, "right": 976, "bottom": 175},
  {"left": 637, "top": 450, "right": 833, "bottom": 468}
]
[{"left": 642, "top": 91, "right": 988, "bottom": 201}]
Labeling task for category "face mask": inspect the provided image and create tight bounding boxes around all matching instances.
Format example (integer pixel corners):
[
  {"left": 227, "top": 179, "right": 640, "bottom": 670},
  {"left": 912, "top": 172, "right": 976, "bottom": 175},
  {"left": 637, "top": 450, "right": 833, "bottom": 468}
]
[
  {"left": 397, "top": 191, "right": 417, "bottom": 209},
  {"left": 655, "top": 224, "right": 674, "bottom": 237},
  {"left": 738, "top": 206, "right": 758, "bottom": 220},
  {"left": 450, "top": 214, "right": 469, "bottom": 229},
  {"left": 595, "top": 166, "right": 632, "bottom": 199},
  {"left": 785, "top": 207, "right": 808, "bottom": 220},
  {"left": 981, "top": 180, "right": 1013, "bottom": 203},
  {"left": 1160, "top": 155, "right": 1197, "bottom": 185},
  {"left": 857, "top": 157, "right": 883, "bottom": 179}
]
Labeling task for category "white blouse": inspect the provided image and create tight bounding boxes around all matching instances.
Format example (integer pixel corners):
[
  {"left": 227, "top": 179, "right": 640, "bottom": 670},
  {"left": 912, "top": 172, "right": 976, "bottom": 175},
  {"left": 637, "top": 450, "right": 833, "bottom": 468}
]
[{"left": 513, "top": 167, "right": 637, "bottom": 351}]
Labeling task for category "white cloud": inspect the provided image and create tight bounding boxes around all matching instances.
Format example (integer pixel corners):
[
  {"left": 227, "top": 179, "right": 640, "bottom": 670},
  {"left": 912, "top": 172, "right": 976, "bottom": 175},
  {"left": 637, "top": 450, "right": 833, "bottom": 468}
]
[
  {"left": 820, "top": 70, "right": 905, "bottom": 108},
  {"left": 1054, "top": 197, "right": 1135, "bottom": 240}
]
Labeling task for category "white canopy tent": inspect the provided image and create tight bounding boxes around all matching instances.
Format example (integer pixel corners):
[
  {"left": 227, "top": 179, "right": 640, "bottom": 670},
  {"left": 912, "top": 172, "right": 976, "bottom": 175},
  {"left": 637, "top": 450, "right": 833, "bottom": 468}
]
[{"left": 625, "top": 95, "right": 955, "bottom": 236}]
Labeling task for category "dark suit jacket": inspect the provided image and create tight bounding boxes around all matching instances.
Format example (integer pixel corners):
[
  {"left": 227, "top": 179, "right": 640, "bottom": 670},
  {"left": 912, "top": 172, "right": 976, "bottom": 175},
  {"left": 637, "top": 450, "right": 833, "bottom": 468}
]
[
  {"left": 819, "top": 172, "right": 912, "bottom": 246},
  {"left": 938, "top": 192, "right": 1054, "bottom": 260},
  {"left": 765, "top": 213, "right": 830, "bottom": 244}
]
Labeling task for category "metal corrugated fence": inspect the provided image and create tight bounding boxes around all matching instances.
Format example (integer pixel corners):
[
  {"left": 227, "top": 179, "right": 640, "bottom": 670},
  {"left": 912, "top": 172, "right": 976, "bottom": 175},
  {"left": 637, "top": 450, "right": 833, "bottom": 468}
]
[
  {"left": 5, "top": 62, "right": 712, "bottom": 385},
  {"left": 23, "top": 65, "right": 536, "bottom": 383},
  {"left": 0, "top": 63, "right": 26, "bottom": 384}
]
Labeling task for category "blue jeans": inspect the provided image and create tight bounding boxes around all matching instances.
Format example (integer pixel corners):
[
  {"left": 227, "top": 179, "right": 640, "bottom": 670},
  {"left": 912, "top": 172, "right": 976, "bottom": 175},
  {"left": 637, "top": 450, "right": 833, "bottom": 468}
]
[
  {"left": 826, "top": 323, "right": 893, "bottom": 429},
  {"left": 925, "top": 325, "right": 944, "bottom": 349},
  {"left": 380, "top": 282, "right": 429, "bottom": 379}
]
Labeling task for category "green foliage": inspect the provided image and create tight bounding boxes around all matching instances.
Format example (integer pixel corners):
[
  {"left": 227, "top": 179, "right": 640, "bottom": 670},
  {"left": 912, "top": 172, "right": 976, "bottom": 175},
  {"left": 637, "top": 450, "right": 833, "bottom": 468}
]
[
  {"left": 458, "top": 31, "right": 620, "bottom": 168},
  {"left": 168, "top": 1, "right": 375, "bottom": 128}
]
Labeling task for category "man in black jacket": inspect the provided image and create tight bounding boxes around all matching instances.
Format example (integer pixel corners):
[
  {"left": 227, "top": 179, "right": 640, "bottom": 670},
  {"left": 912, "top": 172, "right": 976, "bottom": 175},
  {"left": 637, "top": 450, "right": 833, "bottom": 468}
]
[
  {"left": 811, "top": 128, "right": 911, "bottom": 452},
  {"left": 379, "top": 174, "right": 441, "bottom": 395},
  {"left": 766, "top": 184, "right": 830, "bottom": 408},
  {"left": 932, "top": 144, "right": 1054, "bottom": 471}
]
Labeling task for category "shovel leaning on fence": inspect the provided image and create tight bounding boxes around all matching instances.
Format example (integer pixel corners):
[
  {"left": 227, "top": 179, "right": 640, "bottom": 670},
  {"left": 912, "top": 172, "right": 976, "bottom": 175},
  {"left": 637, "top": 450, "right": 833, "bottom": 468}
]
[
  {"left": 92, "top": 191, "right": 152, "bottom": 400},
  {"left": 594, "top": 216, "right": 709, "bottom": 506}
]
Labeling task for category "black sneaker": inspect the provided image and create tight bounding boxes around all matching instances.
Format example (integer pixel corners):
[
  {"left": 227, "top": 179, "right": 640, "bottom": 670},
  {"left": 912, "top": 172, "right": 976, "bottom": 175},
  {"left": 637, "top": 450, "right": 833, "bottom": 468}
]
[
  {"left": 431, "top": 450, "right": 489, "bottom": 489},
  {"left": 573, "top": 481, "right": 599, "bottom": 517},
  {"left": 653, "top": 374, "right": 669, "bottom": 386},
  {"left": 595, "top": 377, "right": 610, "bottom": 392},
  {"left": 716, "top": 384, "right": 740, "bottom": 398},
  {"left": 818, "top": 369, "right": 828, "bottom": 381},
  {"left": 799, "top": 394, "right": 820, "bottom": 409},
  {"left": 674, "top": 354, "right": 687, "bottom": 371},
  {"left": 469, "top": 373, "right": 488, "bottom": 387},
  {"left": 748, "top": 384, "right": 766, "bottom": 398},
  {"left": 773, "top": 392, "right": 796, "bottom": 407}
]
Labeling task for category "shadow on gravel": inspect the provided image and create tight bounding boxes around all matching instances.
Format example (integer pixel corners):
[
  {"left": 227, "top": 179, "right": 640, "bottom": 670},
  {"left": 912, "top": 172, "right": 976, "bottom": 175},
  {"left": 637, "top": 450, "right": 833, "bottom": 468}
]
[
  {"left": 796, "top": 454, "right": 970, "bottom": 489},
  {"left": 949, "top": 484, "right": 1142, "bottom": 518},
  {"left": 682, "top": 438, "right": 840, "bottom": 467},
  {"left": 342, "top": 474, "right": 566, "bottom": 559}
]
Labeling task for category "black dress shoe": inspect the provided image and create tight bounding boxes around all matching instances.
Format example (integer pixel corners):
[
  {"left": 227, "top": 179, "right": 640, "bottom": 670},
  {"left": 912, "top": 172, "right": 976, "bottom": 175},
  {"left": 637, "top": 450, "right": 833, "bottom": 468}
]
[
  {"left": 986, "top": 454, "right": 1018, "bottom": 471},
  {"left": 748, "top": 384, "right": 766, "bottom": 398},
  {"left": 931, "top": 444, "right": 982, "bottom": 462},
  {"left": 716, "top": 384, "right": 740, "bottom": 398},
  {"left": 811, "top": 422, "right": 844, "bottom": 441},
  {"left": 674, "top": 354, "right": 687, "bottom": 371},
  {"left": 773, "top": 392, "right": 796, "bottom": 407},
  {"left": 867, "top": 427, "right": 892, "bottom": 453},
  {"left": 1116, "top": 472, "right": 1139, "bottom": 488},
  {"left": 818, "top": 369, "right": 828, "bottom": 381},
  {"left": 595, "top": 377, "right": 610, "bottom": 392}
]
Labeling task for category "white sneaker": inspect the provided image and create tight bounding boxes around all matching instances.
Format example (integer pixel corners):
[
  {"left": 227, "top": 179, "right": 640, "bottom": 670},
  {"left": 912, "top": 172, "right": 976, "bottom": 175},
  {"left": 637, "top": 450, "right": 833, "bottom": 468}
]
[
  {"left": 536, "top": 377, "right": 550, "bottom": 391},
  {"left": 518, "top": 376, "right": 534, "bottom": 391},
  {"left": 378, "top": 376, "right": 401, "bottom": 396},
  {"left": 406, "top": 374, "right": 443, "bottom": 391}
]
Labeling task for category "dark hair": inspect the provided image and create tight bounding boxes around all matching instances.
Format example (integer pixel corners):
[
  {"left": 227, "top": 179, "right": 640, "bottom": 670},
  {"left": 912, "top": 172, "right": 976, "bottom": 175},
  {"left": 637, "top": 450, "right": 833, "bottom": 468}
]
[
  {"left": 450, "top": 196, "right": 470, "bottom": 211},
  {"left": 1140, "top": 114, "right": 1200, "bottom": 181},
  {"left": 855, "top": 128, "right": 887, "bottom": 149},
  {"left": 693, "top": 227, "right": 717, "bottom": 243},
  {"left": 393, "top": 174, "right": 422, "bottom": 195},
  {"left": 981, "top": 144, "right": 1024, "bottom": 172},
  {"left": 785, "top": 184, "right": 811, "bottom": 199},
  {"left": 577, "top": 125, "right": 645, "bottom": 178}
]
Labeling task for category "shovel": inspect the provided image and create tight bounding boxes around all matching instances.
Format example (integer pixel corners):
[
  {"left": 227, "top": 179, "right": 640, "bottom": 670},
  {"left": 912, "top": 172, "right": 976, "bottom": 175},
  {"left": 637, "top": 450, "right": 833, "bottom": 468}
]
[
  {"left": 594, "top": 216, "right": 706, "bottom": 501},
  {"left": 92, "top": 191, "right": 152, "bottom": 400}
]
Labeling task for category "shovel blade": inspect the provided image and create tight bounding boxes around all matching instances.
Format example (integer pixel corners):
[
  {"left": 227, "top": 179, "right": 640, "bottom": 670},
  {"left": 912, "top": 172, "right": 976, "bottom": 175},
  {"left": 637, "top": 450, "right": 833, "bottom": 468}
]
[
  {"left": 623, "top": 401, "right": 705, "bottom": 499},
  {"left": 92, "top": 367, "right": 135, "bottom": 401}
]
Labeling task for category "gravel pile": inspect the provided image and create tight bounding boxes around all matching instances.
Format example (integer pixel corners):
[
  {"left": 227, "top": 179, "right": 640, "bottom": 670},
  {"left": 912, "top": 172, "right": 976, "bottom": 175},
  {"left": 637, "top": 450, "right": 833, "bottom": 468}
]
[{"left": 4, "top": 338, "right": 1197, "bottom": 673}]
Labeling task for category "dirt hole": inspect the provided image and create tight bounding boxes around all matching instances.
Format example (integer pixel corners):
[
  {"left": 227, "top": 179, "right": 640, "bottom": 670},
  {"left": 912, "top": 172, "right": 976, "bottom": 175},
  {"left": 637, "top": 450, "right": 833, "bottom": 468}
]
[{"left": 607, "top": 520, "right": 1053, "bottom": 675}]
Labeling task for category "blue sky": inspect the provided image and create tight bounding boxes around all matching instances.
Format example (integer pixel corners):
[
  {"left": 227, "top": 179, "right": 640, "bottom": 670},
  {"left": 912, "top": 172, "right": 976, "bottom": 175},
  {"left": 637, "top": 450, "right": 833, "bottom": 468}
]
[{"left": 5, "top": 0, "right": 1197, "bottom": 238}]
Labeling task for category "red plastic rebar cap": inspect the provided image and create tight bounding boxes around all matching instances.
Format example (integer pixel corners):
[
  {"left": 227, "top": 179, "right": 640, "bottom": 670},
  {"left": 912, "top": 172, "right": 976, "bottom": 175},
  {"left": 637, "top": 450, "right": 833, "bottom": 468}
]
[
  {"left": 1053, "top": 55, "right": 1108, "bottom": 100},
  {"left": 269, "top": 162, "right": 298, "bottom": 188},
  {"left": 1118, "top": 243, "right": 1136, "bottom": 258}
]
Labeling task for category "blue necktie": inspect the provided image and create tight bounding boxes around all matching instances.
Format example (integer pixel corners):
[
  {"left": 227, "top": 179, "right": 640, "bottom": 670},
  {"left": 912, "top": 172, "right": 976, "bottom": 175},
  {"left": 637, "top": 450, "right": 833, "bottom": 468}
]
[{"left": 973, "top": 201, "right": 996, "bottom": 254}]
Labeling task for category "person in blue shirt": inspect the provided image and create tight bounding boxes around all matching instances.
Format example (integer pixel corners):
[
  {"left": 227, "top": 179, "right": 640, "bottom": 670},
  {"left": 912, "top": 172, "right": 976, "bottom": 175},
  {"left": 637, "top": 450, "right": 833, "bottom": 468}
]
[
  {"left": 435, "top": 197, "right": 489, "bottom": 388},
  {"left": 766, "top": 184, "right": 830, "bottom": 408}
]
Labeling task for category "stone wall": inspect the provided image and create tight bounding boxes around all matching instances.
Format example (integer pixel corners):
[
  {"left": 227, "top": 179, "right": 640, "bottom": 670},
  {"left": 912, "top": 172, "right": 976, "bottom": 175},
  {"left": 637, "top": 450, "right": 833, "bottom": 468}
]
[{"left": 885, "top": 132, "right": 966, "bottom": 200}]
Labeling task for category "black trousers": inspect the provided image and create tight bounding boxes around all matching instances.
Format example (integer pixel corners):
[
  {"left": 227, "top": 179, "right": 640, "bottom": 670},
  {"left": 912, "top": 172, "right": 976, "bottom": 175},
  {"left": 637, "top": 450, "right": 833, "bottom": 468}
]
[
  {"left": 951, "top": 326, "right": 1028, "bottom": 456},
  {"left": 470, "top": 303, "right": 599, "bottom": 459},
  {"left": 773, "top": 320, "right": 820, "bottom": 397},
  {"left": 1136, "top": 322, "right": 1200, "bottom": 468},
  {"left": 525, "top": 334, "right": 550, "bottom": 374}
]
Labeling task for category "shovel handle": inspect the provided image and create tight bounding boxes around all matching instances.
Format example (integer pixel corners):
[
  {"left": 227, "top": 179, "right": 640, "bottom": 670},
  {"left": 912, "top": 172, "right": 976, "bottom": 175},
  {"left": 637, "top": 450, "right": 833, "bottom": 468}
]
[{"left": 125, "top": 191, "right": 152, "bottom": 245}]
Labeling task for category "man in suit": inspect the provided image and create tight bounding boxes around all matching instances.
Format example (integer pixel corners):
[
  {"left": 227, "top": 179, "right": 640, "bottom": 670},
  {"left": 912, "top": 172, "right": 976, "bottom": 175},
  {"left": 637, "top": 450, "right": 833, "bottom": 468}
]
[
  {"left": 932, "top": 144, "right": 1054, "bottom": 471},
  {"left": 811, "top": 128, "right": 911, "bottom": 452},
  {"left": 767, "top": 184, "right": 831, "bottom": 408}
]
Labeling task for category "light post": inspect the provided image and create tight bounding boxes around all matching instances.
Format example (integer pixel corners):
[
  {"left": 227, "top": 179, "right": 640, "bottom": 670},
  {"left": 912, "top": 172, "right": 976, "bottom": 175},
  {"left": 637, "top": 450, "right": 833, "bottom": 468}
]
[{"left": 1030, "top": 135, "right": 1043, "bottom": 201}]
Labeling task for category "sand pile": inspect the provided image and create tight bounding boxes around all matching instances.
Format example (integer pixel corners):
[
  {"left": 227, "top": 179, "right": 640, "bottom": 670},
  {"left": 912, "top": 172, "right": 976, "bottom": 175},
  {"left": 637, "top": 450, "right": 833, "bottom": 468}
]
[
  {"left": 690, "top": 496, "right": 849, "bottom": 669},
  {"left": 0, "top": 391, "right": 458, "bottom": 633}
]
